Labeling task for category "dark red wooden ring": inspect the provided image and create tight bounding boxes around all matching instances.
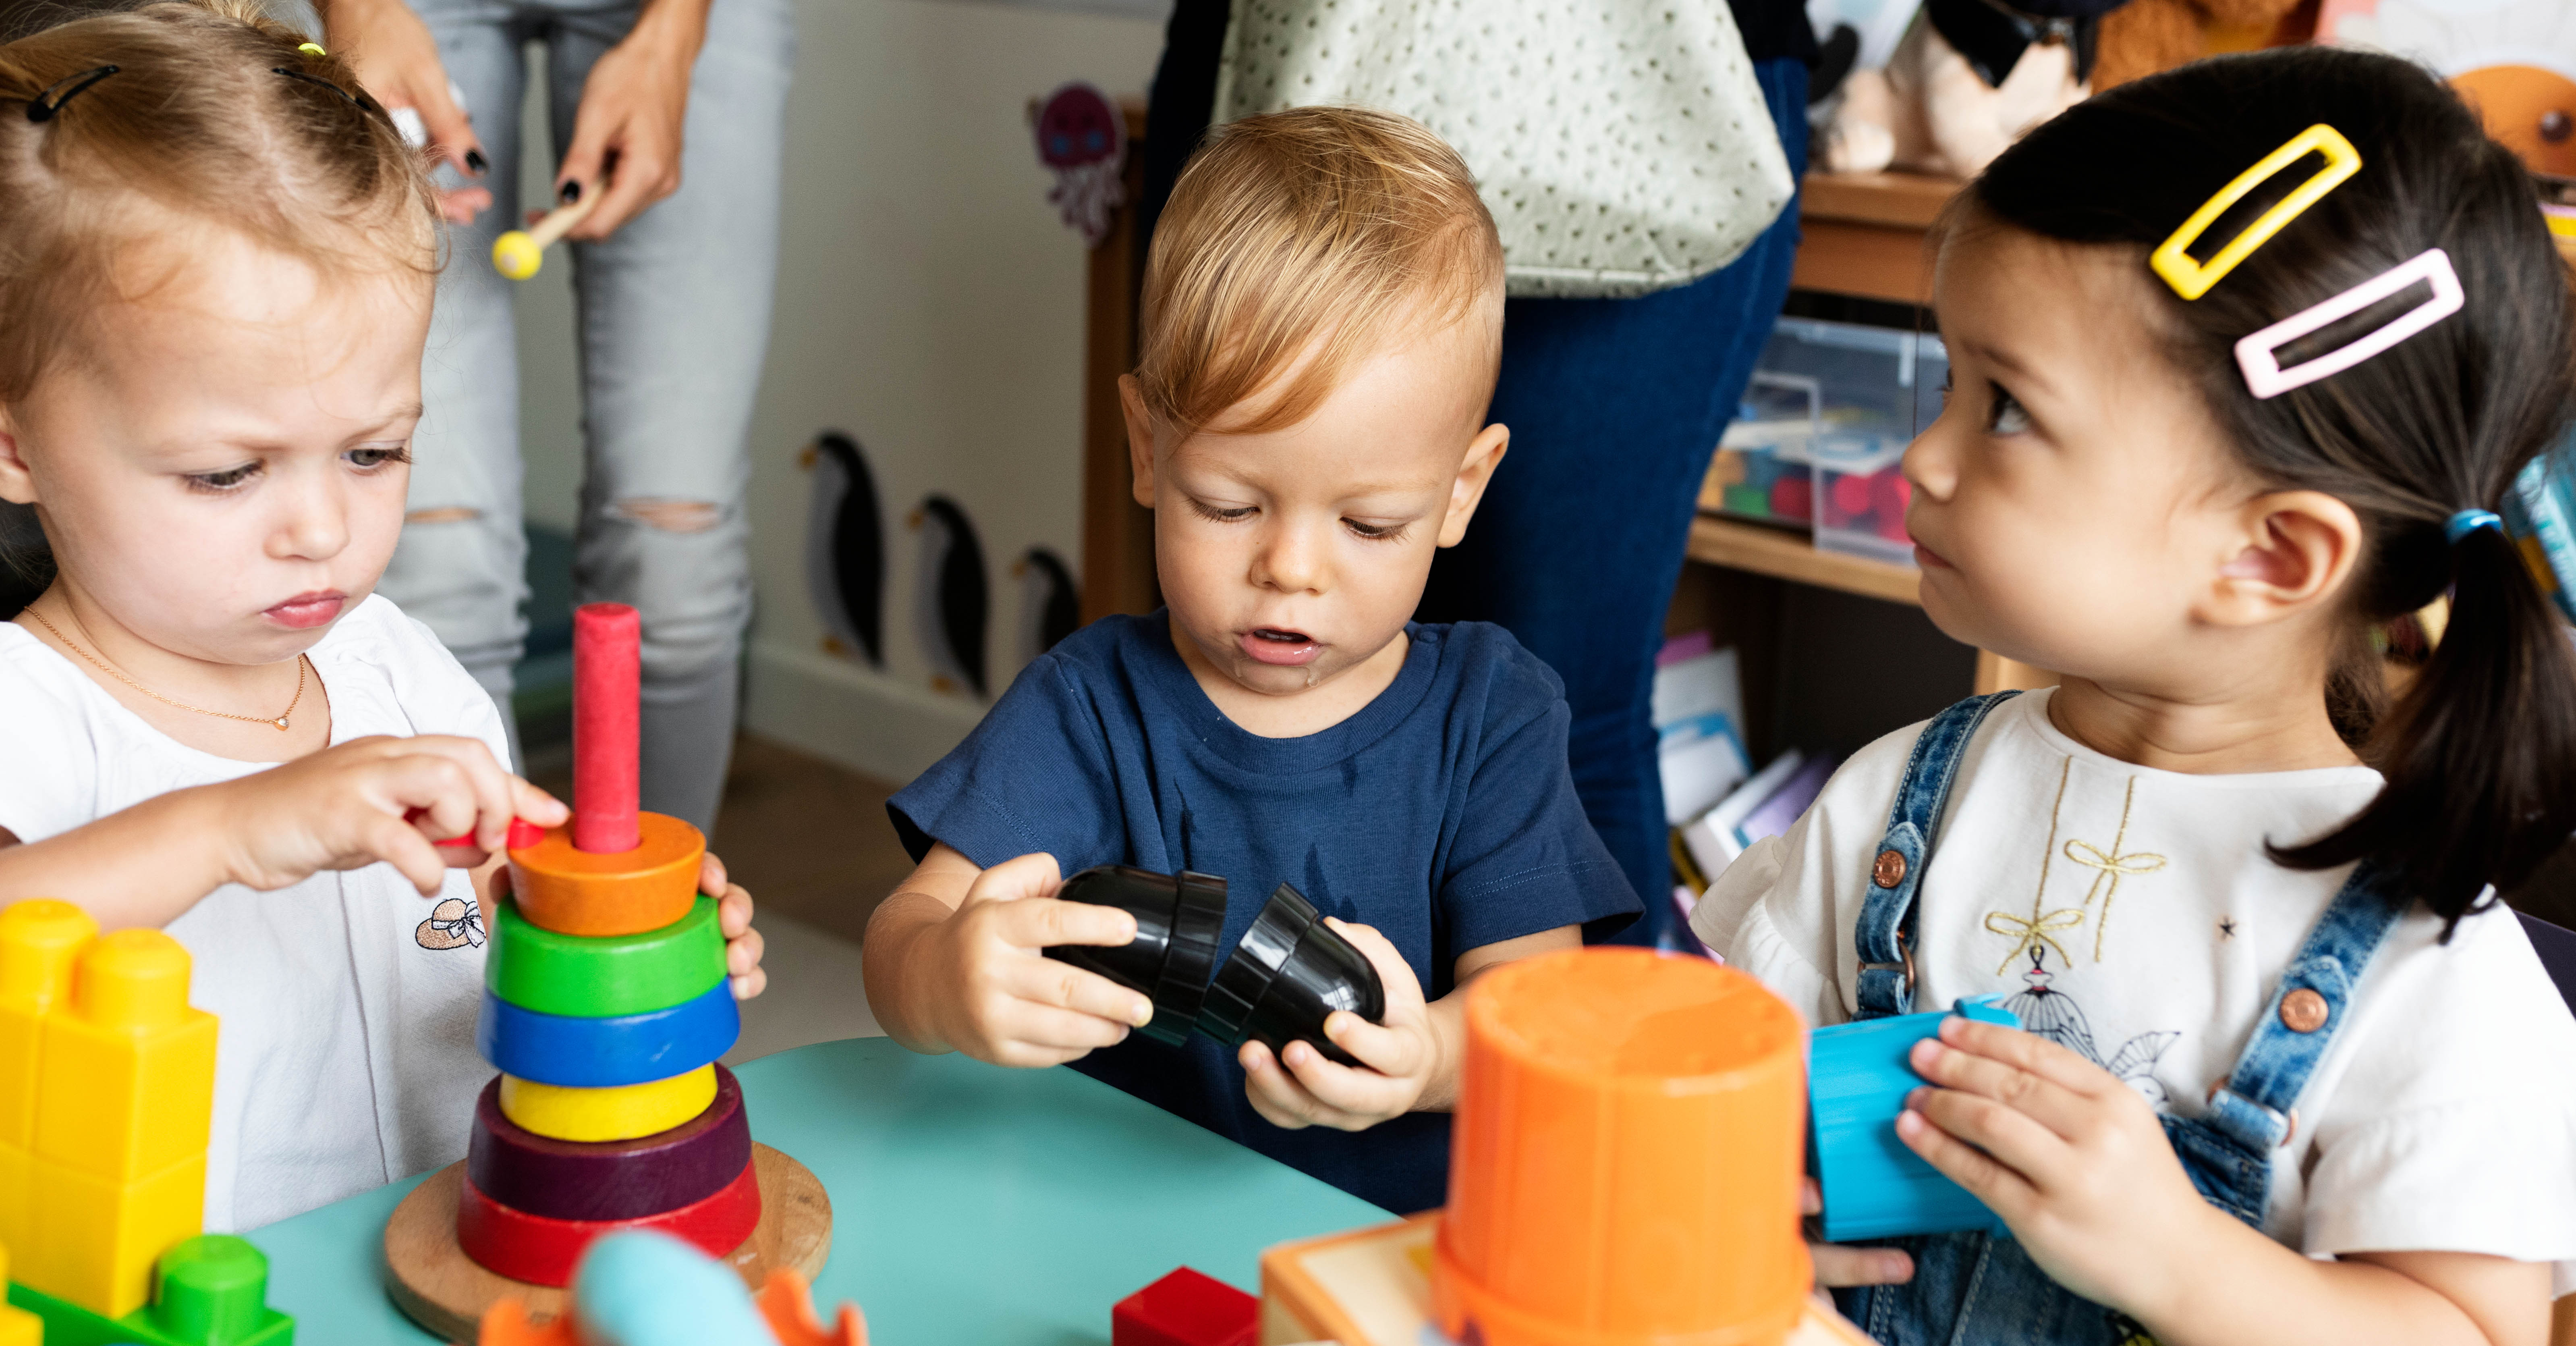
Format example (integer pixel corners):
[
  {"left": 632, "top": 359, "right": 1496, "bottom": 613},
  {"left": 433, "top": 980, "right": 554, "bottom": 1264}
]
[
  {"left": 456, "top": 1155, "right": 761, "bottom": 1288},
  {"left": 465, "top": 1063, "right": 750, "bottom": 1221}
]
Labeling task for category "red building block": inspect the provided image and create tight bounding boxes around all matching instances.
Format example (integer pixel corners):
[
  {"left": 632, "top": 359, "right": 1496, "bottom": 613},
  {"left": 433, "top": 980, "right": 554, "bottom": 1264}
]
[{"left": 1112, "top": 1267, "right": 1255, "bottom": 1346}]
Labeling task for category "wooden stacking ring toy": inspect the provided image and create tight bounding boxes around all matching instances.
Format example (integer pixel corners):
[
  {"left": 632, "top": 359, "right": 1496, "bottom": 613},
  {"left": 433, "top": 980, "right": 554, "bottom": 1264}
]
[
  {"left": 468, "top": 1066, "right": 752, "bottom": 1222},
  {"left": 455, "top": 1155, "right": 761, "bottom": 1287},
  {"left": 506, "top": 812, "right": 706, "bottom": 937},
  {"left": 486, "top": 895, "right": 724, "bottom": 1019},
  {"left": 477, "top": 980, "right": 738, "bottom": 1088},
  {"left": 499, "top": 1064, "right": 718, "bottom": 1143},
  {"left": 1434, "top": 948, "right": 1807, "bottom": 1346}
]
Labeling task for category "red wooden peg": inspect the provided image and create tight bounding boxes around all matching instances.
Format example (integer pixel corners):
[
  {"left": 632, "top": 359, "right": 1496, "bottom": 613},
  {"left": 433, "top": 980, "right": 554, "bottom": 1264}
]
[{"left": 572, "top": 602, "right": 642, "bottom": 854}]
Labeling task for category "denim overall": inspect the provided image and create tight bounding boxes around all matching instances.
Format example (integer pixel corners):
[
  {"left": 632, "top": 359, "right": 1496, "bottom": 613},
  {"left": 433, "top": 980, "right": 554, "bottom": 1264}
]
[{"left": 1831, "top": 693, "right": 2406, "bottom": 1346}]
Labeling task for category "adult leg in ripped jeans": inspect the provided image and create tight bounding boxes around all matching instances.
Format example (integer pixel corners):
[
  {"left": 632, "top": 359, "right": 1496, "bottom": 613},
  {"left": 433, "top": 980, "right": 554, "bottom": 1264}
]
[{"left": 330, "top": 0, "right": 792, "bottom": 832}]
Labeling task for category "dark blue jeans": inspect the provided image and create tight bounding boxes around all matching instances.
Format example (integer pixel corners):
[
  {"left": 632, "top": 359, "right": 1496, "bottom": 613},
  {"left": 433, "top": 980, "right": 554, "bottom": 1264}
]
[{"left": 1421, "top": 59, "right": 1811, "bottom": 943}]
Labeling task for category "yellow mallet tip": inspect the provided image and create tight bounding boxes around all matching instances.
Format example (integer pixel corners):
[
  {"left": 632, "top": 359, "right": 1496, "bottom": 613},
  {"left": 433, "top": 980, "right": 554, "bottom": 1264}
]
[{"left": 491, "top": 231, "right": 542, "bottom": 281}]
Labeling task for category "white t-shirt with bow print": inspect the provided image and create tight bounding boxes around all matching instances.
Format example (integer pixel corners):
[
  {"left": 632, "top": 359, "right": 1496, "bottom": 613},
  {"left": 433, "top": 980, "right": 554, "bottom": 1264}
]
[{"left": 0, "top": 594, "right": 504, "bottom": 1231}]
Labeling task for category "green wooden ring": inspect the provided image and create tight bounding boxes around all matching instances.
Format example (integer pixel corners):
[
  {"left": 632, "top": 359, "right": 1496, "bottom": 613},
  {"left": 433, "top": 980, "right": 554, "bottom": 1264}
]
[{"left": 486, "top": 895, "right": 725, "bottom": 1018}]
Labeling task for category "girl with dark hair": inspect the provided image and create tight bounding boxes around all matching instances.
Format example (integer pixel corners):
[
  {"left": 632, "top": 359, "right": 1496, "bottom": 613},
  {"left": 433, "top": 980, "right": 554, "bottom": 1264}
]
[{"left": 1691, "top": 46, "right": 2576, "bottom": 1346}]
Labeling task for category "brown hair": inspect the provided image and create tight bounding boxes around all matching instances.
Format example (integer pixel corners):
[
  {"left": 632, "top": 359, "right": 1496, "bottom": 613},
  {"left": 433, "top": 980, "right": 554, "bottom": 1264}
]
[
  {"left": 0, "top": 0, "right": 441, "bottom": 404},
  {"left": 1973, "top": 48, "right": 2576, "bottom": 935},
  {"left": 1134, "top": 105, "right": 1504, "bottom": 442}
]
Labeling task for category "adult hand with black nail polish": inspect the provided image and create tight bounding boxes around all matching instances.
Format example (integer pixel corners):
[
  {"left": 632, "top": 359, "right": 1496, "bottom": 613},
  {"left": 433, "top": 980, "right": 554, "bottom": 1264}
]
[
  {"left": 315, "top": 0, "right": 490, "bottom": 224},
  {"left": 553, "top": 0, "right": 709, "bottom": 241}
]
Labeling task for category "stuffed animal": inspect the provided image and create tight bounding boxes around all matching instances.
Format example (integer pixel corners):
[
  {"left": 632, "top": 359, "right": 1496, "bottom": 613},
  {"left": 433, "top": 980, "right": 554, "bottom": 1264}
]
[
  {"left": 1822, "top": 0, "right": 2126, "bottom": 179},
  {"left": 1818, "top": 0, "right": 2305, "bottom": 179}
]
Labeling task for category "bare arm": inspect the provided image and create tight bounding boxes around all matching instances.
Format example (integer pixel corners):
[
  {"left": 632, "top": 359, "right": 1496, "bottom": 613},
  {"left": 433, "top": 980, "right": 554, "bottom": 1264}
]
[
  {"left": 2133, "top": 1234, "right": 2547, "bottom": 1346},
  {"left": 0, "top": 735, "right": 558, "bottom": 931},
  {"left": 862, "top": 845, "right": 1152, "bottom": 1065}
]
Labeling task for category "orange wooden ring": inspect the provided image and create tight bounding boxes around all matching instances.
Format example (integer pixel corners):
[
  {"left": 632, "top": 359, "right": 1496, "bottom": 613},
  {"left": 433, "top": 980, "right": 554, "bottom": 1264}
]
[
  {"left": 507, "top": 812, "right": 706, "bottom": 937},
  {"left": 456, "top": 1151, "right": 761, "bottom": 1287}
]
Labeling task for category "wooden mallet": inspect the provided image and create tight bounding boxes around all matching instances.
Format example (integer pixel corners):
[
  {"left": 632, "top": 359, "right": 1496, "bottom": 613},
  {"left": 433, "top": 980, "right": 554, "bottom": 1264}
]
[{"left": 491, "top": 187, "right": 598, "bottom": 281}]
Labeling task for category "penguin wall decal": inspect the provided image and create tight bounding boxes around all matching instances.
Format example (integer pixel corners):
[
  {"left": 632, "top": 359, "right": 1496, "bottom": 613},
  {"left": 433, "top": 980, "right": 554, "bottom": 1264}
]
[
  {"left": 911, "top": 495, "right": 990, "bottom": 698},
  {"left": 800, "top": 430, "right": 886, "bottom": 667},
  {"left": 1013, "top": 547, "right": 1081, "bottom": 665}
]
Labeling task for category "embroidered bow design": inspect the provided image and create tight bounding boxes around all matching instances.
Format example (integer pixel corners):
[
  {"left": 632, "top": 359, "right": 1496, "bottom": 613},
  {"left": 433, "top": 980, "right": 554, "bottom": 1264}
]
[
  {"left": 1985, "top": 908, "right": 2085, "bottom": 974},
  {"left": 416, "top": 897, "right": 485, "bottom": 951},
  {"left": 2063, "top": 788, "right": 2167, "bottom": 961}
]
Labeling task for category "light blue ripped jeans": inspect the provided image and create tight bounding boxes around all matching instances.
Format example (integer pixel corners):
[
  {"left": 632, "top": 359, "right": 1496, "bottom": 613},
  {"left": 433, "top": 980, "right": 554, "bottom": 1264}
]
[{"left": 380, "top": 0, "right": 792, "bottom": 831}]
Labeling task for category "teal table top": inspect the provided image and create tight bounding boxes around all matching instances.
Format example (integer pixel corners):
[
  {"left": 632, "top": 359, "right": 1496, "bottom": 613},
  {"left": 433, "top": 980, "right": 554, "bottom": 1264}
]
[{"left": 246, "top": 1037, "right": 1392, "bottom": 1344}]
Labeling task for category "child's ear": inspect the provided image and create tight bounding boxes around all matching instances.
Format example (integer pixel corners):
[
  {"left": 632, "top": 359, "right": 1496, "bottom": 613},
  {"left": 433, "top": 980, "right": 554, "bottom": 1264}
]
[
  {"left": 2201, "top": 489, "right": 2363, "bottom": 627},
  {"left": 1435, "top": 423, "right": 1510, "bottom": 548},
  {"left": 1118, "top": 375, "right": 1159, "bottom": 509},
  {"left": 0, "top": 409, "right": 35, "bottom": 506}
]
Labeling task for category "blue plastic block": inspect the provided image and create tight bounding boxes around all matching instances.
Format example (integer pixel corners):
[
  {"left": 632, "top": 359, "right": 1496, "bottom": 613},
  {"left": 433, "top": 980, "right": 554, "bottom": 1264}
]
[
  {"left": 1808, "top": 996, "right": 2020, "bottom": 1244},
  {"left": 570, "top": 1231, "right": 779, "bottom": 1346},
  {"left": 476, "top": 981, "right": 739, "bottom": 1088}
]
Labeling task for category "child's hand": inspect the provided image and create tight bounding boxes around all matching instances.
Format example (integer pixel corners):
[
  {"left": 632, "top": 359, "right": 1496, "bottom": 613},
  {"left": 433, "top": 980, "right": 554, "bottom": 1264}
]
[
  {"left": 901, "top": 853, "right": 1154, "bottom": 1068},
  {"left": 1239, "top": 918, "right": 1439, "bottom": 1131},
  {"left": 1802, "top": 1176, "right": 1915, "bottom": 1288},
  {"left": 212, "top": 735, "right": 564, "bottom": 895},
  {"left": 701, "top": 851, "right": 765, "bottom": 1001},
  {"left": 1896, "top": 1015, "right": 2215, "bottom": 1312}
]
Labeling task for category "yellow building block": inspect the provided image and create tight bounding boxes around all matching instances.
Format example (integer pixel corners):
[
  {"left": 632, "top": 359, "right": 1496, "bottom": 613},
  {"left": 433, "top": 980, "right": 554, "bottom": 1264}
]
[
  {"left": 17, "top": 1151, "right": 204, "bottom": 1319},
  {"left": 0, "top": 900, "right": 99, "bottom": 1148},
  {"left": 498, "top": 1064, "right": 717, "bottom": 1142},
  {"left": 34, "top": 928, "right": 216, "bottom": 1182},
  {"left": 0, "top": 1142, "right": 24, "bottom": 1263},
  {"left": 0, "top": 1240, "right": 39, "bottom": 1346}
]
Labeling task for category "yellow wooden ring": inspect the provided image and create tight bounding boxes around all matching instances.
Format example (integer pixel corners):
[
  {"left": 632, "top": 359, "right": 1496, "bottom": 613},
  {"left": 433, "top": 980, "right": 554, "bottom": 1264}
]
[
  {"left": 496, "top": 1064, "right": 716, "bottom": 1143},
  {"left": 2150, "top": 125, "right": 2361, "bottom": 301}
]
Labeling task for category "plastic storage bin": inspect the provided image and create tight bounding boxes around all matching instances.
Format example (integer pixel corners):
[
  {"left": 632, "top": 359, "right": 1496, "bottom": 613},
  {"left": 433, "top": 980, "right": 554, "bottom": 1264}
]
[
  {"left": 1738, "top": 317, "right": 1947, "bottom": 566},
  {"left": 1708, "top": 372, "right": 1822, "bottom": 526}
]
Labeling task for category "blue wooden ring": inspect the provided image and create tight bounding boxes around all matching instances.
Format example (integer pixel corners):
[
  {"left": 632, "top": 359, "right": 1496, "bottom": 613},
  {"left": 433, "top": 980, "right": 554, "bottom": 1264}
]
[{"left": 477, "top": 980, "right": 740, "bottom": 1088}]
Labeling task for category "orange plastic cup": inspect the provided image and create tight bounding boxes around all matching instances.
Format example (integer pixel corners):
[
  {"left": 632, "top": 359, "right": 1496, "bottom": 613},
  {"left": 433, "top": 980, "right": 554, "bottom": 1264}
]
[{"left": 1434, "top": 948, "right": 1808, "bottom": 1346}]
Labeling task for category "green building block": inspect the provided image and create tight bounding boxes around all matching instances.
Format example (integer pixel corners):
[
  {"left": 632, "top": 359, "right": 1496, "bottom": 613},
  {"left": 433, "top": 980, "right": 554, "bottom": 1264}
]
[{"left": 10, "top": 1234, "right": 293, "bottom": 1346}]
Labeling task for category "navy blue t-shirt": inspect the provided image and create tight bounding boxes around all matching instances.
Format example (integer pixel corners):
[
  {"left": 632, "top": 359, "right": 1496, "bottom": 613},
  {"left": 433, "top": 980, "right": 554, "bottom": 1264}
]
[{"left": 888, "top": 612, "right": 1639, "bottom": 1213}]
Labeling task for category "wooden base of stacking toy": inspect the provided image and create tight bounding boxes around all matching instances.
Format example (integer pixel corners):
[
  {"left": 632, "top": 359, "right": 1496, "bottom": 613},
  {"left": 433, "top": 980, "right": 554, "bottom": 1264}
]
[{"left": 383, "top": 1144, "right": 831, "bottom": 1341}]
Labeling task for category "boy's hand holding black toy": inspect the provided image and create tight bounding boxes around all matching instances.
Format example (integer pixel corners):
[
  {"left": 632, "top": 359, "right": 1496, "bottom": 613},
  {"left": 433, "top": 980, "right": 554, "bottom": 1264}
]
[
  {"left": 892, "top": 852, "right": 1157, "bottom": 1067},
  {"left": 1046, "top": 868, "right": 1419, "bottom": 1130}
]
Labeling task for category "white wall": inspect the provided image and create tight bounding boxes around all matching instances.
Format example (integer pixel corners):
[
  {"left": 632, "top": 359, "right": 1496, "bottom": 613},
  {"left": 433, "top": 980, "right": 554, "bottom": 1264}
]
[{"left": 514, "top": 0, "right": 1165, "bottom": 783}]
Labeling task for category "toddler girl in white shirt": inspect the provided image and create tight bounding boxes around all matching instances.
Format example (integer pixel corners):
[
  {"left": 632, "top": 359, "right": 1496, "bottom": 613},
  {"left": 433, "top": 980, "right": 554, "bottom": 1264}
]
[
  {"left": 0, "top": 1, "right": 765, "bottom": 1230},
  {"left": 1692, "top": 47, "right": 2576, "bottom": 1346}
]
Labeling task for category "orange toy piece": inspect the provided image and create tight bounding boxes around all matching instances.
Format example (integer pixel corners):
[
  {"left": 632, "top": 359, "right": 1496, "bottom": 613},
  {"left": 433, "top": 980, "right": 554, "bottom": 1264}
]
[
  {"left": 506, "top": 812, "right": 707, "bottom": 937},
  {"left": 21, "top": 927, "right": 220, "bottom": 1319},
  {"left": 1434, "top": 948, "right": 1808, "bottom": 1346},
  {"left": 475, "top": 1268, "right": 865, "bottom": 1346}
]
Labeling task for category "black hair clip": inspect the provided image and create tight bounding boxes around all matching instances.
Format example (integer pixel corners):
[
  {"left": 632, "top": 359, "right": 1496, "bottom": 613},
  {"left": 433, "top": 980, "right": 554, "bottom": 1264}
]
[
  {"left": 271, "top": 67, "right": 393, "bottom": 127},
  {"left": 23, "top": 64, "right": 119, "bottom": 124}
]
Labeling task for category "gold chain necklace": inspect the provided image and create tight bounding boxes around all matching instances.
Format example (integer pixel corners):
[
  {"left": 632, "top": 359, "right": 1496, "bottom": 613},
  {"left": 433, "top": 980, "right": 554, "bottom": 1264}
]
[{"left": 22, "top": 605, "right": 308, "bottom": 731}]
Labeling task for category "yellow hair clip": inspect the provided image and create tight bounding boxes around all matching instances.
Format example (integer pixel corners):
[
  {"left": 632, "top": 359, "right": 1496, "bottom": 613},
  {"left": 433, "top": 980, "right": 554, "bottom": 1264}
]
[
  {"left": 297, "top": 42, "right": 327, "bottom": 57},
  {"left": 2150, "top": 125, "right": 2362, "bottom": 301}
]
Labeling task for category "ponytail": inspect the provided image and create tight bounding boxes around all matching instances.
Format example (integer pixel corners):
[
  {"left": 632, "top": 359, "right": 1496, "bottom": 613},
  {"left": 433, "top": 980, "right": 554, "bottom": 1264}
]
[{"left": 2273, "top": 523, "right": 2576, "bottom": 934}]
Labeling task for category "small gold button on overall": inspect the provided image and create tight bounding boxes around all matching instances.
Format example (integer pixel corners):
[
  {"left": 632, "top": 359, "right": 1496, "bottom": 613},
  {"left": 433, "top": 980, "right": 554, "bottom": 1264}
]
[
  {"left": 1872, "top": 850, "right": 1907, "bottom": 889},
  {"left": 2279, "top": 988, "right": 2329, "bottom": 1033}
]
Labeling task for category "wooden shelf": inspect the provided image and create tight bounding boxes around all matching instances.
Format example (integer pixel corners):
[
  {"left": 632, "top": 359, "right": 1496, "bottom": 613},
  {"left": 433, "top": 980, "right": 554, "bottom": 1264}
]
[
  {"left": 1800, "top": 171, "right": 1962, "bottom": 230},
  {"left": 1790, "top": 170, "right": 1964, "bottom": 306},
  {"left": 1684, "top": 515, "right": 1921, "bottom": 607}
]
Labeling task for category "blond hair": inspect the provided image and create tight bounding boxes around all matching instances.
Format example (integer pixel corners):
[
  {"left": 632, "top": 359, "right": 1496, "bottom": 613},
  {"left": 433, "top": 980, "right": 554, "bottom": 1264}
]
[
  {"left": 1134, "top": 106, "right": 1504, "bottom": 442},
  {"left": 0, "top": 0, "right": 440, "bottom": 402}
]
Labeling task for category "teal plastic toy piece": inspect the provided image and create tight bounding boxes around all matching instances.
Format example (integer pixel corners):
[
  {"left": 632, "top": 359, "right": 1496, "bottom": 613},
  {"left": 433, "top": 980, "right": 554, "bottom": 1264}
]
[
  {"left": 10, "top": 1234, "right": 295, "bottom": 1346},
  {"left": 571, "top": 1231, "right": 779, "bottom": 1346},
  {"left": 1808, "top": 996, "right": 2022, "bottom": 1244}
]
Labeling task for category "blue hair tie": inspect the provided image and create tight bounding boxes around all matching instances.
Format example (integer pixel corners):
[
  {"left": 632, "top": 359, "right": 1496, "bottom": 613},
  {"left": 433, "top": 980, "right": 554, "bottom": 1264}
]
[{"left": 2445, "top": 509, "right": 2503, "bottom": 545}]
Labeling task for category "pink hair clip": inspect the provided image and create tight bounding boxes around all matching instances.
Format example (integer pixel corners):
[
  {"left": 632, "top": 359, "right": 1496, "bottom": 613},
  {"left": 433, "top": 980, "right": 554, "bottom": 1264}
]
[{"left": 2233, "top": 248, "right": 2462, "bottom": 400}]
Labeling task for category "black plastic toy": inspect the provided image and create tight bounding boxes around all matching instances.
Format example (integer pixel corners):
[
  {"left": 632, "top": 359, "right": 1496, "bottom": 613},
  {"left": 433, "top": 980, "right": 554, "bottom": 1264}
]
[
  {"left": 1043, "top": 866, "right": 1227, "bottom": 1047},
  {"left": 1199, "top": 883, "right": 1385, "bottom": 1068},
  {"left": 1044, "top": 868, "right": 1385, "bottom": 1065}
]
